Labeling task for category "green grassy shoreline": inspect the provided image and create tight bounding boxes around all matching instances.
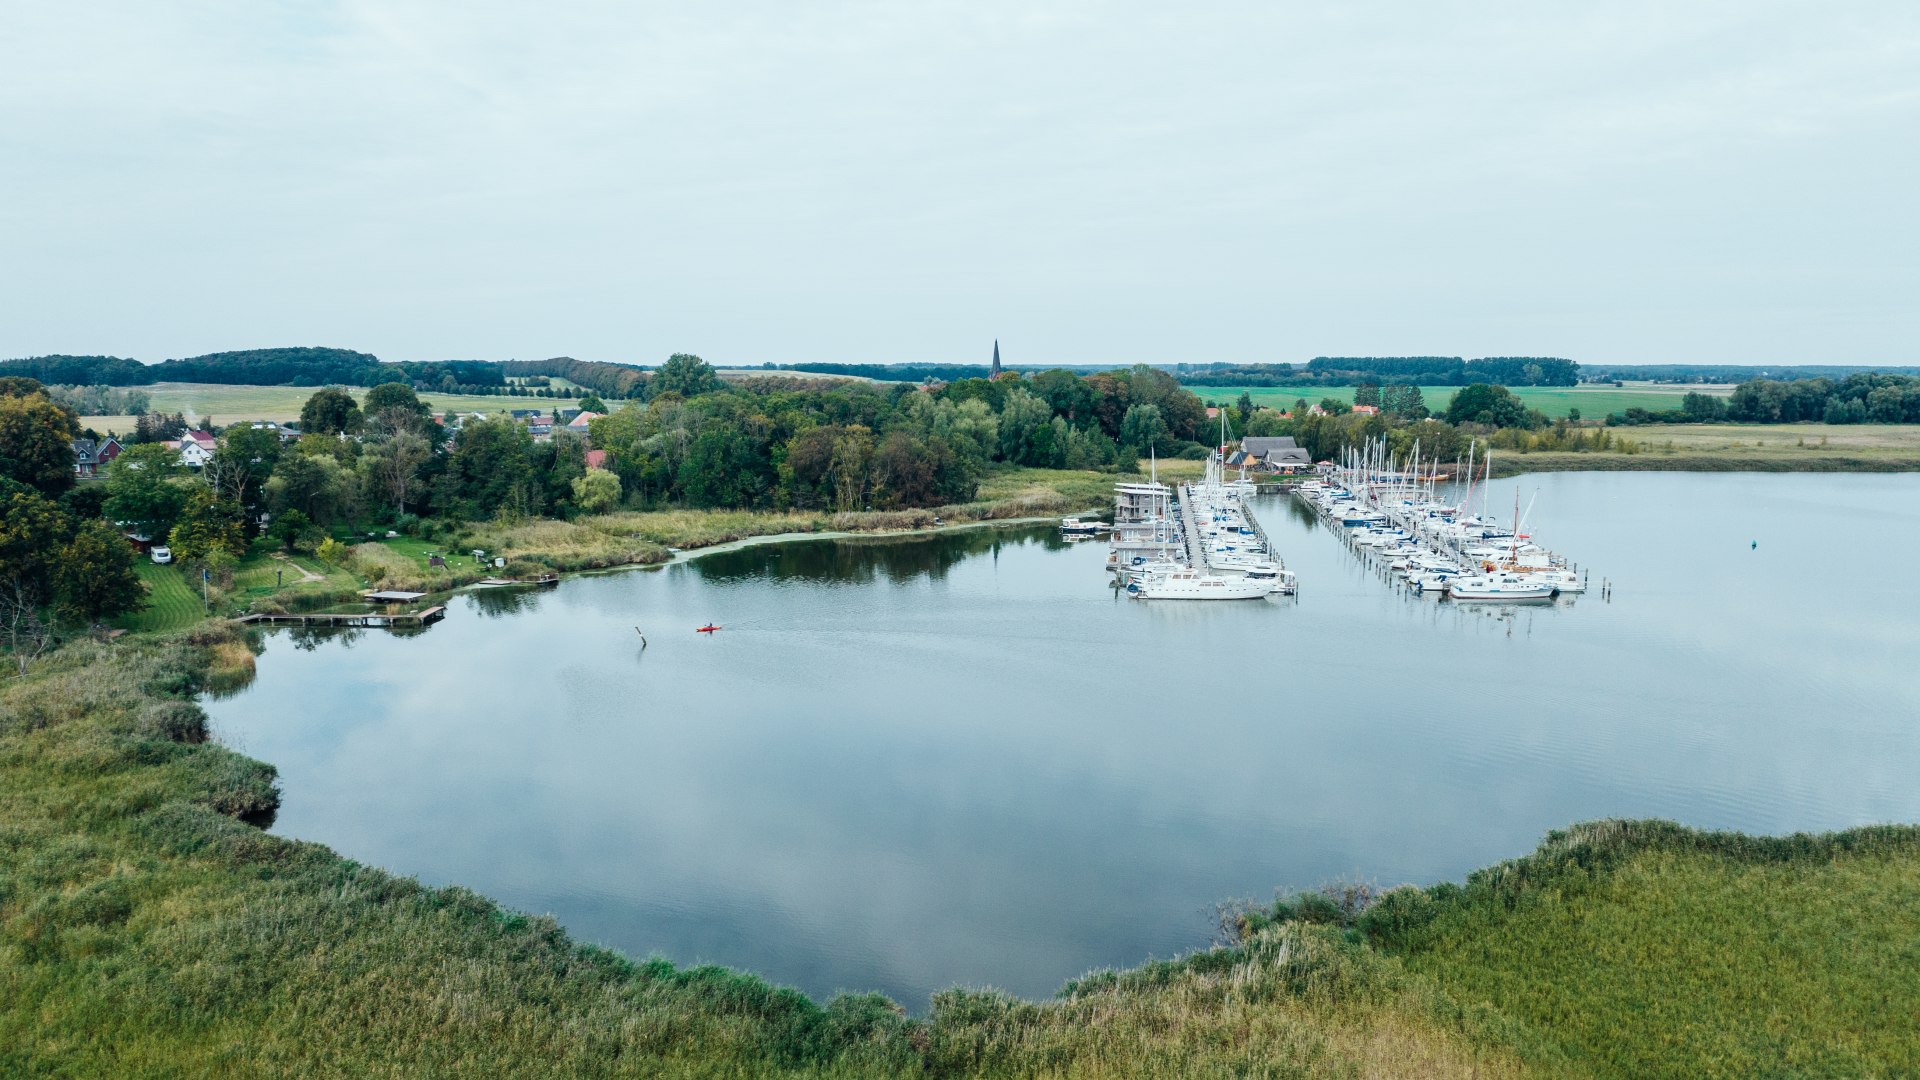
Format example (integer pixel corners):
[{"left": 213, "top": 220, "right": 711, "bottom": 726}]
[{"left": 10, "top": 463, "right": 1919, "bottom": 1077}]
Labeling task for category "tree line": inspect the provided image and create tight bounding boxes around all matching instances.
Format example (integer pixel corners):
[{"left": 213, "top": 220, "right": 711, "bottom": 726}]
[
  {"left": 584, "top": 361, "right": 1210, "bottom": 512},
  {"left": 1605, "top": 374, "right": 1920, "bottom": 426},
  {"left": 1580, "top": 363, "right": 1920, "bottom": 384},
  {"left": 0, "top": 379, "right": 146, "bottom": 670},
  {"left": 0, "top": 348, "right": 509, "bottom": 391},
  {"left": 777, "top": 362, "right": 1004, "bottom": 382},
  {"left": 1183, "top": 357, "right": 1579, "bottom": 387},
  {"left": 59, "top": 357, "right": 1220, "bottom": 570}
]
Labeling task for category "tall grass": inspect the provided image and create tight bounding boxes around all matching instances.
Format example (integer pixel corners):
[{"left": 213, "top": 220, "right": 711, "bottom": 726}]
[{"left": 1368, "top": 820, "right": 1920, "bottom": 1078}]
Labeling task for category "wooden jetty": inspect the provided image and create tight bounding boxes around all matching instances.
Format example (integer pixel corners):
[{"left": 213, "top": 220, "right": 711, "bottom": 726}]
[{"left": 236, "top": 606, "right": 446, "bottom": 628}]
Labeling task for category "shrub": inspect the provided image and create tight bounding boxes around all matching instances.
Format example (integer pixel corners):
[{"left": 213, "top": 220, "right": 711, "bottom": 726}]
[
  {"left": 315, "top": 538, "right": 352, "bottom": 567},
  {"left": 134, "top": 700, "right": 208, "bottom": 744},
  {"left": 186, "top": 746, "right": 281, "bottom": 824}
]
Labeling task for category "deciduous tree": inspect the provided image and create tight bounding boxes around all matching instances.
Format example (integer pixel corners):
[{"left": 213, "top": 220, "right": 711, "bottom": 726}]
[
  {"left": 167, "top": 489, "right": 249, "bottom": 563},
  {"left": 299, "top": 387, "right": 363, "bottom": 435},
  {"left": 569, "top": 468, "right": 621, "bottom": 513},
  {"left": 0, "top": 390, "right": 80, "bottom": 495},
  {"left": 103, "top": 444, "right": 188, "bottom": 542},
  {"left": 54, "top": 520, "right": 146, "bottom": 623}
]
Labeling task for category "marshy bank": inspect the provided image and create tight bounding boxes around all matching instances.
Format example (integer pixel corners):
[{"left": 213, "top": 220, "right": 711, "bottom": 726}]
[{"left": 4, "top": 627, "right": 1916, "bottom": 1077}]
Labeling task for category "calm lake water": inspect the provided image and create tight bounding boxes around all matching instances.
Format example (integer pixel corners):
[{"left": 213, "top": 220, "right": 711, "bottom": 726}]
[{"left": 207, "top": 472, "right": 1920, "bottom": 1007}]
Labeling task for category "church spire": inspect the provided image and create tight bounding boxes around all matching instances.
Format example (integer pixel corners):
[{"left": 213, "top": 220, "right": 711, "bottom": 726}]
[{"left": 990, "top": 339, "right": 1002, "bottom": 378}]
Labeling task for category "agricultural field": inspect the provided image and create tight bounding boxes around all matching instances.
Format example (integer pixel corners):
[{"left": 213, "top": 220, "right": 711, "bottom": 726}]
[
  {"left": 1183, "top": 382, "right": 1722, "bottom": 418},
  {"left": 1612, "top": 422, "right": 1920, "bottom": 454},
  {"left": 77, "top": 382, "right": 618, "bottom": 434},
  {"left": 1494, "top": 423, "right": 1920, "bottom": 475}
]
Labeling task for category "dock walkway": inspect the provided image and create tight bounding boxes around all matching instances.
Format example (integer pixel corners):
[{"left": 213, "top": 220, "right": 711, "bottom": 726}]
[{"left": 236, "top": 606, "right": 447, "bottom": 628}]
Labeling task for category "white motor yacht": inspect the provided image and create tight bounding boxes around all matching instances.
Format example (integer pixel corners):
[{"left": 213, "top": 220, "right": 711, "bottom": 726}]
[
  {"left": 1446, "top": 573, "right": 1557, "bottom": 601},
  {"left": 1131, "top": 567, "right": 1277, "bottom": 600}
]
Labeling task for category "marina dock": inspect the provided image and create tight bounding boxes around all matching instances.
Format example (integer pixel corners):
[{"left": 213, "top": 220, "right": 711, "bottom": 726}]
[
  {"left": 1295, "top": 440, "right": 1588, "bottom": 601},
  {"left": 1100, "top": 448, "right": 1296, "bottom": 600}
]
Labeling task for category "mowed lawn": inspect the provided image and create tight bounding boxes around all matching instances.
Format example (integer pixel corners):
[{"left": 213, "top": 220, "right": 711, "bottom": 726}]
[
  {"left": 1183, "top": 383, "right": 1717, "bottom": 418},
  {"left": 114, "top": 543, "right": 372, "bottom": 633},
  {"left": 79, "top": 382, "right": 625, "bottom": 433},
  {"left": 118, "top": 560, "right": 206, "bottom": 632}
]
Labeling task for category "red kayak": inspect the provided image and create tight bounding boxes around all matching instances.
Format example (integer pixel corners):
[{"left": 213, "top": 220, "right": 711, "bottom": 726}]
[{"left": 696, "top": 624, "right": 722, "bottom": 633}]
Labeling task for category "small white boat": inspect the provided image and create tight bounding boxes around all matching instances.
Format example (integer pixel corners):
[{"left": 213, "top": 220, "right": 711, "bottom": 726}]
[
  {"left": 1245, "top": 565, "right": 1298, "bottom": 594},
  {"left": 1060, "top": 517, "right": 1106, "bottom": 536}
]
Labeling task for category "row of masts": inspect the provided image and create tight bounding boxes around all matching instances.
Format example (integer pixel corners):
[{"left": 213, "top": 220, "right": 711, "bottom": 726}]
[{"left": 1297, "top": 438, "right": 1588, "bottom": 602}]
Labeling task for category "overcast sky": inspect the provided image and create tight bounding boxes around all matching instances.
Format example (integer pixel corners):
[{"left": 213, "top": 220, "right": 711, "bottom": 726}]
[{"left": 3, "top": 2, "right": 1916, "bottom": 367}]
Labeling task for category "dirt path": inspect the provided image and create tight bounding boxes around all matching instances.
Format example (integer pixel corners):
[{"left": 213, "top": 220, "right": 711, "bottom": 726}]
[{"left": 270, "top": 552, "right": 326, "bottom": 584}]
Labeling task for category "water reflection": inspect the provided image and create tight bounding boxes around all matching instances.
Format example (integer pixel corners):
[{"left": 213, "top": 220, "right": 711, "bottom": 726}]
[
  {"left": 690, "top": 525, "right": 1068, "bottom": 585},
  {"left": 468, "top": 586, "right": 551, "bottom": 618},
  {"left": 284, "top": 624, "right": 365, "bottom": 651},
  {"left": 206, "top": 474, "right": 1920, "bottom": 1008}
]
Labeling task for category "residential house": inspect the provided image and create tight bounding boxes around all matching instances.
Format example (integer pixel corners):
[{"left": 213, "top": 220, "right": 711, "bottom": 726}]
[
  {"left": 1351, "top": 404, "right": 1380, "bottom": 417},
  {"left": 168, "top": 430, "right": 217, "bottom": 469},
  {"left": 1240, "top": 436, "right": 1312, "bottom": 473},
  {"left": 97, "top": 437, "right": 122, "bottom": 467},
  {"left": 247, "top": 421, "right": 302, "bottom": 442},
  {"left": 566, "top": 410, "right": 602, "bottom": 433},
  {"left": 584, "top": 449, "right": 608, "bottom": 470},
  {"left": 72, "top": 438, "right": 100, "bottom": 477}
]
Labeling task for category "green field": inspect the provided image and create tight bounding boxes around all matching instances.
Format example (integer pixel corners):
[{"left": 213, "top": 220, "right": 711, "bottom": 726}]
[
  {"left": 79, "top": 382, "right": 620, "bottom": 434},
  {"left": 1184, "top": 383, "right": 1717, "bottom": 418},
  {"left": 1489, "top": 423, "right": 1920, "bottom": 475},
  {"left": 69, "top": 378, "right": 1714, "bottom": 433}
]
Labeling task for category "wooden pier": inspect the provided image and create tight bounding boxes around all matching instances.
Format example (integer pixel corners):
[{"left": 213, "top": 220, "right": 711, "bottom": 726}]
[{"left": 236, "top": 606, "right": 446, "bottom": 628}]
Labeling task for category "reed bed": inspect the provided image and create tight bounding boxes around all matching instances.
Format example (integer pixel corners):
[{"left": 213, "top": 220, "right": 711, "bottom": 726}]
[{"left": 5, "top": 629, "right": 1919, "bottom": 1077}]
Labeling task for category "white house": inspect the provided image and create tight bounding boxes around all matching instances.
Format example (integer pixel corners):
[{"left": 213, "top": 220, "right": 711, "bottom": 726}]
[{"left": 166, "top": 431, "right": 217, "bottom": 468}]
